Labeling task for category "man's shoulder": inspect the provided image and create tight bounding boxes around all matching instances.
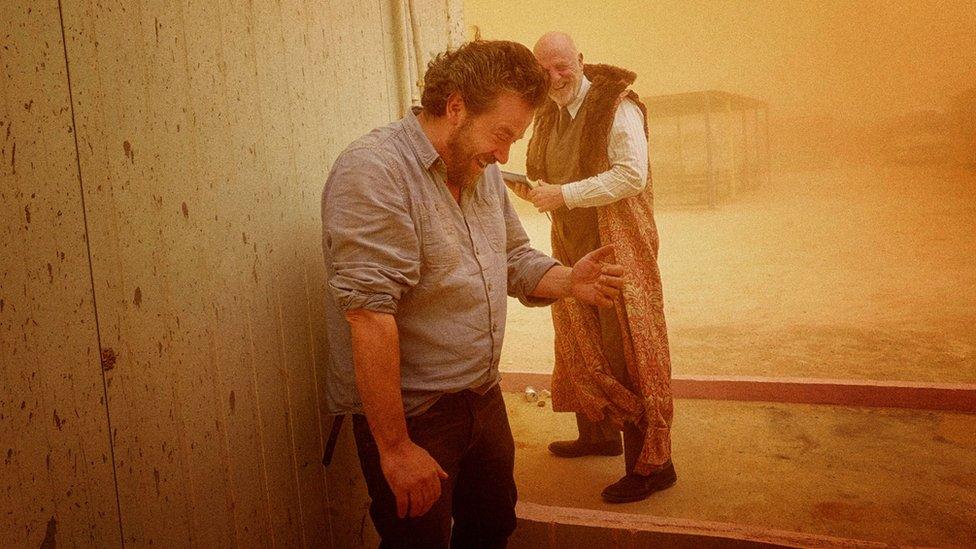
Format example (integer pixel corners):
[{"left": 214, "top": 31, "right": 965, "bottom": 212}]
[
  {"left": 336, "top": 120, "right": 408, "bottom": 169},
  {"left": 581, "top": 88, "right": 645, "bottom": 133},
  {"left": 325, "top": 121, "right": 411, "bottom": 203},
  {"left": 616, "top": 95, "right": 644, "bottom": 116}
]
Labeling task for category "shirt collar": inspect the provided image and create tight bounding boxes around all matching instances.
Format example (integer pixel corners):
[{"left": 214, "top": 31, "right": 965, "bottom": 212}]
[
  {"left": 404, "top": 106, "right": 442, "bottom": 171},
  {"left": 566, "top": 75, "right": 591, "bottom": 119}
]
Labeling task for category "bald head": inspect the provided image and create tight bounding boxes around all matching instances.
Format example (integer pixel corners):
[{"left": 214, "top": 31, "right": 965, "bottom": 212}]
[
  {"left": 533, "top": 31, "right": 578, "bottom": 60},
  {"left": 533, "top": 32, "right": 584, "bottom": 107}
]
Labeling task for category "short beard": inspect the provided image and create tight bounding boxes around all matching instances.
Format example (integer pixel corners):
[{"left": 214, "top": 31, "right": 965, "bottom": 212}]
[
  {"left": 445, "top": 120, "right": 478, "bottom": 187},
  {"left": 551, "top": 70, "right": 582, "bottom": 106}
]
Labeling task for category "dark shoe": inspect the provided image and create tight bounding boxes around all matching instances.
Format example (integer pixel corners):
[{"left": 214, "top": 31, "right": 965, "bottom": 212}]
[
  {"left": 601, "top": 461, "right": 677, "bottom": 503},
  {"left": 548, "top": 439, "right": 623, "bottom": 458}
]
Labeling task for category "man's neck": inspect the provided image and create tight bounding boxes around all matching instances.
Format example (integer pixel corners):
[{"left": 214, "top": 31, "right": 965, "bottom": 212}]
[
  {"left": 416, "top": 110, "right": 464, "bottom": 202},
  {"left": 564, "top": 76, "right": 591, "bottom": 117},
  {"left": 416, "top": 109, "right": 450, "bottom": 161}
]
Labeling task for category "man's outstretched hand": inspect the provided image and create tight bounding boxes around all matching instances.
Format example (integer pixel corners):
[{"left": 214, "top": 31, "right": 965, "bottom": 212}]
[{"left": 570, "top": 245, "right": 626, "bottom": 308}]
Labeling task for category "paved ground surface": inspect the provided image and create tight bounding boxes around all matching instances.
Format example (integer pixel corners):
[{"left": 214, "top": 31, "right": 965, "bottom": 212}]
[{"left": 506, "top": 393, "right": 976, "bottom": 547}]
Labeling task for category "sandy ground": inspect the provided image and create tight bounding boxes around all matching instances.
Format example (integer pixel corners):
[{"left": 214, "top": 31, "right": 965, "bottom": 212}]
[
  {"left": 502, "top": 164, "right": 976, "bottom": 383},
  {"left": 506, "top": 393, "right": 976, "bottom": 547}
]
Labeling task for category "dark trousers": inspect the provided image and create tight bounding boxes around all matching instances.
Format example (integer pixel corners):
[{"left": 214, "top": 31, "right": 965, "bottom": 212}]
[
  {"left": 352, "top": 384, "right": 517, "bottom": 549},
  {"left": 575, "top": 304, "right": 646, "bottom": 475}
]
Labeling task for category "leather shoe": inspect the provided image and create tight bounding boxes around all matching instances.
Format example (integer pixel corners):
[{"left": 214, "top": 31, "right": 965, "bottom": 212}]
[
  {"left": 601, "top": 460, "right": 677, "bottom": 503},
  {"left": 547, "top": 439, "right": 623, "bottom": 458}
]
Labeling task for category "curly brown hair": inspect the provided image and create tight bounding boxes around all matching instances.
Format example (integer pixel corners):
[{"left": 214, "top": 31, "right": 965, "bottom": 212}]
[{"left": 421, "top": 40, "right": 549, "bottom": 117}]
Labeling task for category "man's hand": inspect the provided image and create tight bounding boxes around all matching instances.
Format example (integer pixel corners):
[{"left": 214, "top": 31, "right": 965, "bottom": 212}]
[
  {"left": 379, "top": 440, "right": 449, "bottom": 518},
  {"left": 529, "top": 181, "right": 566, "bottom": 212},
  {"left": 570, "top": 245, "right": 626, "bottom": 308}
]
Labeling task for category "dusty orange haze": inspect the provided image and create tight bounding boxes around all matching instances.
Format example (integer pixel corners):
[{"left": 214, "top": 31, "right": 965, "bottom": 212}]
[
  {"left": 464, "top": 0, "right": 975, "bottom": 121},
  {"left": 466, "top": 0, "right": 976, "bottom": 168}
]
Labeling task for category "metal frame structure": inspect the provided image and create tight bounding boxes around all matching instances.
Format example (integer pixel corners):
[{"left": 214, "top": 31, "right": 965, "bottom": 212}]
[{"left": 644, "top": 90, "right": 771, "bottom": 207}]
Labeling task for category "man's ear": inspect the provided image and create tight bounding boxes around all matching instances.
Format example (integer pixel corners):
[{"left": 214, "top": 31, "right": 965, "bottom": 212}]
[
  {"left": 445, "top": 92, "right": 466, "bottom": 126},
  {"left": 578, "top": 52, "right": 584, "bottom": 67}
]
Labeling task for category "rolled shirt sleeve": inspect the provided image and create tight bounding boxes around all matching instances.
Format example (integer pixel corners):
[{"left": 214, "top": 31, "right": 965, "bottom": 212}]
[
  {"left": 498, "top": 186, "right": 560, "bottom": 306},
  {"left": 322, "top": 148, "right": 421, "bottom": 315}
]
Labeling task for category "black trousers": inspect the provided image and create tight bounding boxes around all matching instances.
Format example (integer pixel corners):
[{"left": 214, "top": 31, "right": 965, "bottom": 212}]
[
  {"left": 575, "top": 304, "right": 646, "bottom": 475},
  {"left": 352, "top": 384, "right": 517, "bottom": 549}
]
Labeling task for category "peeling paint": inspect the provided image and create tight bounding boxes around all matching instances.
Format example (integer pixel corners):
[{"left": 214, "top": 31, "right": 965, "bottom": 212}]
[
  {"left": 181, "top": 201, "right": 189, "bottom": 218},
  {"left": 100, "top": 348, "right": 117, "bottom": 371}
]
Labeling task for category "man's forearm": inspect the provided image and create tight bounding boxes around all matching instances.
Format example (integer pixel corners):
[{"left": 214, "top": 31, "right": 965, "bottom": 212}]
[
  {"left": 529, "top": 265, "right": 573, "bottom": 299},
  {"left": 345, "top": 309, "right": 409, "bottom": 452}
]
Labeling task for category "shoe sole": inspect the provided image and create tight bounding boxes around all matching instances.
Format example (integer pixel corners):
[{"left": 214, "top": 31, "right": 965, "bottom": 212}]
[
  {"left": 600, "top": 477, "right": 677, "bottom": 504},
  {"left": 548, "top": 450, "right": 623, "bottom": 458}
]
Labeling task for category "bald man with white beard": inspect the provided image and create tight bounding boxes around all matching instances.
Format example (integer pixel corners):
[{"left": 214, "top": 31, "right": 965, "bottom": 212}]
[{"left": 511, "top": 32, "right": 677, "bottom": 503}]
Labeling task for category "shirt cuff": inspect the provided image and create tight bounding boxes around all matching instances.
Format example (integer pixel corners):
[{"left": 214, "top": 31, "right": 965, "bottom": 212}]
[
  {"left": 515, "top": 256, "right": 561, "bottom": 307},
  {"left": 329, "top": 285, "right": 398, "bottom": 315},
  {"left": 560, "top": 183, "right": 582, "bottom": 210}
]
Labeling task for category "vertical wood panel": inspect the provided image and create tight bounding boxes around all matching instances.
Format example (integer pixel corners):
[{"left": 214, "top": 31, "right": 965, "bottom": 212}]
[
  {"left": 277, "top": 0, "right": 332, "bottom": 545},
  {"left": 158, "top": 1, "right": 239, "bottom": 545},
  {"left": 66, "top": 1, "right": 200, "bottom": 544},
  {"left": 0, "top": 1, "right": 120, "bottom": 547},
  {"left": 236, "top": 0, "right": 307, "bottom": 545},
  {"left": 198, "top": 0, "right": 281, "bottom": 544}
]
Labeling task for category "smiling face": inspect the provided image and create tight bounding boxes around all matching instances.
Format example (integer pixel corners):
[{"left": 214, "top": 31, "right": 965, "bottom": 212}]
[
  {"left": 443, "top": 90, "right": 535, "bottom": 187},
  {"left": 534, "top": 33, "right": 584, "bottom": 107}
]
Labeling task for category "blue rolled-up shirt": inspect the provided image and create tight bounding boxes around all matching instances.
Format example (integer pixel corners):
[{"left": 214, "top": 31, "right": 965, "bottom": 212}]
[{"left": 321, "top": 108, "right": 559, "bottom": 417}]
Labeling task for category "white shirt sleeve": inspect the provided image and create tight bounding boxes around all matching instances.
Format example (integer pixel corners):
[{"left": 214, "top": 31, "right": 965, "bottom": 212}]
[{"left": 560, "top": 98, "right": 649, "bottom": 209}]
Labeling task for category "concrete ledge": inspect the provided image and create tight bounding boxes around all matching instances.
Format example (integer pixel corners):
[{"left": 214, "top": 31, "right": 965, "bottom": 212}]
[
  {"left": 500, "top": 372, "right": 976, "bottom": 413},
  {"left": 512, "top": 502, "right": 891, "bottom": 549}
]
